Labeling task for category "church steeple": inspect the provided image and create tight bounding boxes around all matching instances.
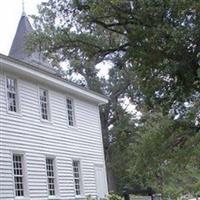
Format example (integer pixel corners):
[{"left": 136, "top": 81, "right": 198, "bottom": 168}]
[
  {"left": 9, "top": 15, "right": 33, "bottom": 60},
  {"left": 22, "top": 0, "right": 26, "bottom": 17},
  {"left": 9, "top": 13, "right": 51, "bottom": 68}
]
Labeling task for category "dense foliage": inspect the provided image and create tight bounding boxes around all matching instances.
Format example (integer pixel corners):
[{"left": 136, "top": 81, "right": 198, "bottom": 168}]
[
  {"left": 28, "top": 0, "right": 200, "bottom": 197},
  {"left": 129, "top": 112, "right": 200, "bottom": 197}
]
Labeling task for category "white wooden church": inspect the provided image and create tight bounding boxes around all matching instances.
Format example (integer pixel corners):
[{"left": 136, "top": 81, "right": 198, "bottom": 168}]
[{"left": 0, "top": 11, "right": 108, "bottom": 200}]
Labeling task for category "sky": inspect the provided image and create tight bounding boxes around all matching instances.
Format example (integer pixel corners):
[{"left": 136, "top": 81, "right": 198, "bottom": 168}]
[{"left": 0, "top": 0, "right": 43, "bottom": 55}]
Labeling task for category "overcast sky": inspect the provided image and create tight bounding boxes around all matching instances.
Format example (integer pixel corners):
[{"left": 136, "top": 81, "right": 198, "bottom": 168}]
[{"left": 0, "top": 0, "right": 43, "bottom": 55}]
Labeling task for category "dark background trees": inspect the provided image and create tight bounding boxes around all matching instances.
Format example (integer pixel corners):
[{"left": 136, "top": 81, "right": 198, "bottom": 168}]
[{"left": 28, "top": 0, "right": 200, "bottom": 197}]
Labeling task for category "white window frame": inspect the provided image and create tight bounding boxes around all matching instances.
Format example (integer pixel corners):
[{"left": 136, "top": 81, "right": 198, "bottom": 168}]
[
  {"left": 39, "top": 88, "right": 50, "bottom": 121},
  {"left": 6, "top": 76, "right": 19, "bottom": 113},
  {"left": 66, "top": 97, "right": 75, "bottom": 127},
  {"left": 11, "top": 152, "right": 28, "bottom": 199},
  {"left": 45, "top": 157, "right": 57, "bottom": 197},
  {"left": 72, "top": 159, "right": 84, "bottom": 197}
]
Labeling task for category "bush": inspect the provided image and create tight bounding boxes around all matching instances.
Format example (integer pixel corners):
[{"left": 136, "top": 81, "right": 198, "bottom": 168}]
[
  {"left": 86, "top": 193, "right": 123, "bottom": 200},
  {"left": 108, "top": 193, "right": 123, "bottom": 200}
]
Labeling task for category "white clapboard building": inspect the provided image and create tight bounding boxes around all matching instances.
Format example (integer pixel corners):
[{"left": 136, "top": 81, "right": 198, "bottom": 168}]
[{"left": 0, "top": 12, "right": 108, "bottom": 200}]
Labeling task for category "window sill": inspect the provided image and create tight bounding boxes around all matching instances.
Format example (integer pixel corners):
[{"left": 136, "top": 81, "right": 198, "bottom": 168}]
[
  {"left": 15, "top": 197, "right": 30, "bottom": 200},
  {"left": 68, "top": 125, "right": 78, "bottom": 130},
  {"left": 48, "top": 196, "right": 61, "bottom": 200},
  {"left": 40, "top": 118, "right": 53, "bottom": 125},
  {"left": 7, "top": 110, "right": 22, "bottom": 117}
]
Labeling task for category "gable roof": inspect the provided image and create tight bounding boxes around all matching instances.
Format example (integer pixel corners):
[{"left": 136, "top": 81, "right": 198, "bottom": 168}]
[{"left": 9, "top": 14, "right": 52, "bottom": 68}]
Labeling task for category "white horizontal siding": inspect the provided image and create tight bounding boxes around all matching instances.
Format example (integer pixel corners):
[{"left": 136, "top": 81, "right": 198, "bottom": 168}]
[
  {"left": 0, "top": 150, "right": 14, "bottom": 200},
  {"left": 0, "top": 70, "right": 107, "bottom": 200}
]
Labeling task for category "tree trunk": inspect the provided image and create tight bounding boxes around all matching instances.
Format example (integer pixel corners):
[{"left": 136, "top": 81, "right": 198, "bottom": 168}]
[
  {"left": 106, "top": 160, "right": 117, "bottom": 192},
  {"left": 100, "top": 110, "right": 117, "bottom": 192}
]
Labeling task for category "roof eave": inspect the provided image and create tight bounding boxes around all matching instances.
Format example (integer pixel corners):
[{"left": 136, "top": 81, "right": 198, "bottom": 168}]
[{"left": 0, "top": 54, "right": 109, "bottom": 105}]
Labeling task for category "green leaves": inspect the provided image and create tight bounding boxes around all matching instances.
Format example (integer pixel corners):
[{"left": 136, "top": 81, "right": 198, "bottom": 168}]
[
  {"left": 128, "top": 112, "right": 200, "bottom": 196},
  {"left": 197, "top": 68, "right": 200, "bottom": 79}
]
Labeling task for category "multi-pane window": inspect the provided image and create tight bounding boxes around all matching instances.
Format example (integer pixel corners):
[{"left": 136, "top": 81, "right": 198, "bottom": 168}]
[
  {"left": 66, "top": 98, "right": 74, "bottom": 126},
  {"left": 13, "top": 154, "right": 24, "bottom": 197},
  {"left": 46, "top": 158, "right": 56, "bottom": 196},
  {"left": 40, "top": 89, "right": 49, "bottom": 120},
  {"left": 73, "top": 160, "right": 82, "bottom": 196},
  {"left": 6, "top": 77, "right": 18, "bottom": 112}
]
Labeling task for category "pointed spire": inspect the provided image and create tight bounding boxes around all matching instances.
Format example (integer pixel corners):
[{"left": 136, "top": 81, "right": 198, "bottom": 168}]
[
  {"left": 9, "top": 15, "right": 33, "bottom": 60},
  {"left": 9, "top": 14, "right": 52, "bottom": 68},
  {"left": 22, "top": 0, "right": 26, "bottom": 16}
]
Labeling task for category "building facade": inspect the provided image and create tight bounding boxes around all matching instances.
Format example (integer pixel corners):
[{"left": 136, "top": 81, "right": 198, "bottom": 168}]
[{"left": 0, "top": 13, "right": 108, "bottom": 200}]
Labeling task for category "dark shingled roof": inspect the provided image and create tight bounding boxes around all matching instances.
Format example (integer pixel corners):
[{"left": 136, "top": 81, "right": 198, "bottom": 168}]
[{"left": 9, "top": 14, "right": 52, "bottom": 68}]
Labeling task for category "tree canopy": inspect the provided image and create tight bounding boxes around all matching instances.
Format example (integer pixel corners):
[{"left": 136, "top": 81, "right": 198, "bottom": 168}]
[{"left": 28, "top": 0, "right": 200, "bottom": 197}]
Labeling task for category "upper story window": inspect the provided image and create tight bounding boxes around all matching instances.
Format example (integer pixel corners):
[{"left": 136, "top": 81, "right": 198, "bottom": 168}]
[
  {"left": 13, "top": 154, "right": 24, "bottom": 197},
  {"left": 40, "top": 89, "right": 49, "bottom": 120},
  {"left": 6, "top": 77, "right": 18, "bottom": 112},
  {"left": 46, "top": 158, "right": 56, "bottom": 196},
  {"left": 66, "top": 98, "right": 75, "bottom": 126},
  {"left": 72, "top": 160, "right": 82, "bottom": 196}
]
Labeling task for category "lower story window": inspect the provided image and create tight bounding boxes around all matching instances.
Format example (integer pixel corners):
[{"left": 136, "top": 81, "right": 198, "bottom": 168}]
[
  {"left": 73, "top": 160, "right": 82, "bottom": 196},
  {"left": 13, "top": 154, "right": 24, "bottom": 197},
  {"left": 46, "top": 158, "right": 56, "bottom": 196}
]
